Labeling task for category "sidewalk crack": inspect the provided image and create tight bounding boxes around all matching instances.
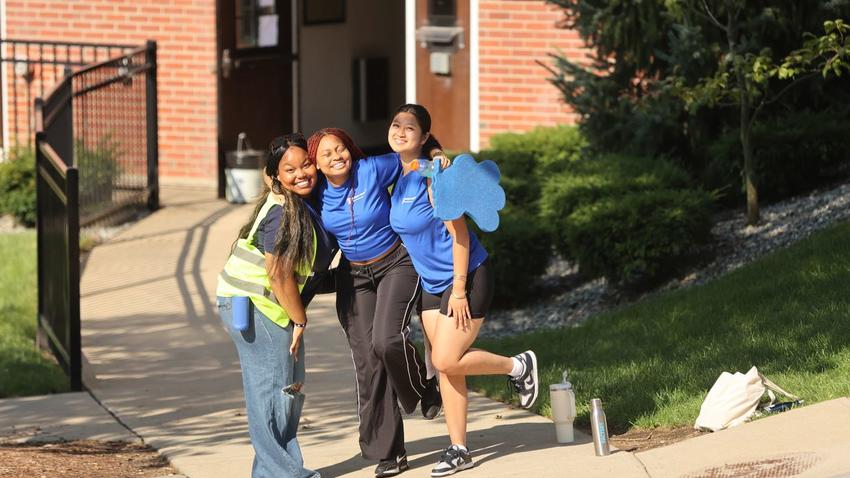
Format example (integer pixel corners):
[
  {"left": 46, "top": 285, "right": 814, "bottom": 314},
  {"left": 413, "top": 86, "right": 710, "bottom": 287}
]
[
  {"left": 632, "top": 452, "right": 653, "bottom": 477},
  {"left": 85, "top": 388, "right": 145, "bottom": 444}
]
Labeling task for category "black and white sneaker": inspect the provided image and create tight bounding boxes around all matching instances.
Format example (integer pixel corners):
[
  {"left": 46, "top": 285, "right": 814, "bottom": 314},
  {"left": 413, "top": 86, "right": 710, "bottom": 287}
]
[
  {"left": 421, "top": 377, "right": 443, "bottom": 420},
  {"left": 508, "top": 350, "right": 539, "bottom": 409},
  {"left": 431, "top": 445, "right": 474, "bottom": 477},
  {"left": 375, "top": 453, "right": 409, "bottom": 477}
]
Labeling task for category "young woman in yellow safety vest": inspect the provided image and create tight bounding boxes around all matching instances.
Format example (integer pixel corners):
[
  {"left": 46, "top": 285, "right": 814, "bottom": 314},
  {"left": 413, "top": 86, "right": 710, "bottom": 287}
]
[{"left": 216, "top": 133, "right": 337, "bottom": 478}]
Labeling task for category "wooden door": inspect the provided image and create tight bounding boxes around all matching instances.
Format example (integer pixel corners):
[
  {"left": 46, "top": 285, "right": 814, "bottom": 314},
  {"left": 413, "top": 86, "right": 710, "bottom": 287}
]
[
  {"left": 217, "top": 0, "right": 294, "bottom": 196},
  {"left": 416, "top": 0, "right": 470, "bottom": 151}
]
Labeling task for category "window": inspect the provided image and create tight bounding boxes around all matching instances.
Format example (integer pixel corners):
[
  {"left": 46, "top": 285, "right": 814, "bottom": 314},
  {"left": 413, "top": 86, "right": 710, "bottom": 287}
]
[{"left": 236, "top": 0, "right": 279, "bottom": 49}]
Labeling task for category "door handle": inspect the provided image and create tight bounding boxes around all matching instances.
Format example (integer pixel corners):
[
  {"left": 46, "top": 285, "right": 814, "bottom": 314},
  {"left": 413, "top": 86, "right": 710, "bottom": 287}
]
[{"left": 221, "top": 48, "right": 233, "bottom": 79}]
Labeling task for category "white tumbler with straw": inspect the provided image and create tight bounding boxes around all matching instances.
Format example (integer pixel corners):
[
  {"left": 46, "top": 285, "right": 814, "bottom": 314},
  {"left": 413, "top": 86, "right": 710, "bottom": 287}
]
[{"left": 550, "top": 370, "right": 576, "bottom": 443}]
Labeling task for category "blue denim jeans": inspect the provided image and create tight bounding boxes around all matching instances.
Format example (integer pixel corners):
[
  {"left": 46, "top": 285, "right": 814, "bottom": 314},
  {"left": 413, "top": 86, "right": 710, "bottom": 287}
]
[{"left": 217, "top": 296, "right": 319, "bottom": 478}]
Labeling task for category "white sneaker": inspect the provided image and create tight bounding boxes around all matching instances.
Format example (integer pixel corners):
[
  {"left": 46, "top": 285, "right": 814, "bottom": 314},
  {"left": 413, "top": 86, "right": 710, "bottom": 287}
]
[
  {"left": 430, "top": 445, "right": 474, "bottom": 477},
  {"left": 508, "top": 350, "right": 539, "bottom": 409}
]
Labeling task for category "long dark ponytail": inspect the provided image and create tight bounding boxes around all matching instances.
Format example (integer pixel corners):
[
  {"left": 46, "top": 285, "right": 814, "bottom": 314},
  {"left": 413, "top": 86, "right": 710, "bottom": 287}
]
[{"left": 235, "top": 134, "right": 314, "bottom": 274}]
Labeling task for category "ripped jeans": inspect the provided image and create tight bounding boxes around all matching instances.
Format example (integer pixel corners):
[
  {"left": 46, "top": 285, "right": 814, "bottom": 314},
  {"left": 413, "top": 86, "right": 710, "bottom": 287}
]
[{"left": 217, "top": 296, "right": 319, "bottom": 478}]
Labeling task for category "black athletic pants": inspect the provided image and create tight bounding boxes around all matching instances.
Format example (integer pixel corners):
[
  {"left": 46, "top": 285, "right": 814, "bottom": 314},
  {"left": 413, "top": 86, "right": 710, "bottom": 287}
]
[{"left": 335, "top": 243, "right": 429, "bottom": 460}]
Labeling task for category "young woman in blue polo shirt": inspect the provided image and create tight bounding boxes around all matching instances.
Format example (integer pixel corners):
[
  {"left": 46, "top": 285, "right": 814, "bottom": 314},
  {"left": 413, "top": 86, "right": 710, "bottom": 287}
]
[
  {"left": 307, "top": 128, "right": 445, "bottom": 478},
  {"left": 387, "top": 104, "right": 539, "bottom": 477}
]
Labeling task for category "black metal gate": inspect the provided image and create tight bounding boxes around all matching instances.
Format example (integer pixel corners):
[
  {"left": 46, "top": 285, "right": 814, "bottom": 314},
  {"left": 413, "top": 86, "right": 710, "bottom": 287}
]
[
  {"left": 35, "top": 80, "right": 80, "bottom": 389},
  {"left": 1, "top": 39, "right": 137, "bottom": 149},
  {"left": 32, "top": 40, "right": 158, "bottom": 390}
]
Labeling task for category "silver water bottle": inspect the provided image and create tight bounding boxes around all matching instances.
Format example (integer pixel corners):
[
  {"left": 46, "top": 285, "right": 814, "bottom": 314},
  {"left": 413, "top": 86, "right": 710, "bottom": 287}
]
[{"left": 590, "top": 398, "right": 611, "bottom": 456}]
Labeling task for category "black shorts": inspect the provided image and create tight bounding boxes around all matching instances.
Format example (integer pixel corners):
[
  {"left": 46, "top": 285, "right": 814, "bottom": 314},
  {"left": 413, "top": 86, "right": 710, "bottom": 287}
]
[{"left": 420, "top": 259, "right": 495, "bottom": 319}]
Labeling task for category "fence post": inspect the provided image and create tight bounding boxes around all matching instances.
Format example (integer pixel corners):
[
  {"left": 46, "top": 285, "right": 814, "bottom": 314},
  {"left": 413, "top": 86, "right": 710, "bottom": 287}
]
[
  {"left": 34, "top": 122, "right": 48, "bottom": 354},
  {"left": 66, "top": 164, "right": 81, "bottom": 391},
  {"left": 145, "top": 40, "right": 159, "bottom": 211}
]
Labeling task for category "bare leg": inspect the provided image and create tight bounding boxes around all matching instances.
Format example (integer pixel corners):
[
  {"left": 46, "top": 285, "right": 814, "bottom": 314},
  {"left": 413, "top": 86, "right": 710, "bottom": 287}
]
[
  {"left": 425, "top": 312, "right": 512, "bottom": 377},
  {"left": 440, "top": 372, "right": 469, "bottom": 446},
  {"left": 421, "top": 309, "right": 514, "bottom": 447}
]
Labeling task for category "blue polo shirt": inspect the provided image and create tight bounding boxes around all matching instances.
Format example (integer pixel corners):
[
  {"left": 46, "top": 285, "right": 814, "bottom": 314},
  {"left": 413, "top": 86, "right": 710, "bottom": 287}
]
[
  {"left": 317, "top": 153, "right": 402, "bottom": 262},
  {"left": 390, "top": 170, "right": 488, "bottom": 294}
]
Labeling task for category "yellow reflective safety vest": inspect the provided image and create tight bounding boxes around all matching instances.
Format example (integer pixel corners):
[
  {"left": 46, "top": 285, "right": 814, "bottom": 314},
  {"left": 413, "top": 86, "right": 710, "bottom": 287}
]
[{"left": 216, "top": 194, "right": 317, "bottom": 328}]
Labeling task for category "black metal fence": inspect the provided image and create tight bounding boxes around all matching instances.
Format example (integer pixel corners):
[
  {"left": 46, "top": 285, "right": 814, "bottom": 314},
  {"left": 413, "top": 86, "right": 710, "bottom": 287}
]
[
  {"left": 1, "top": 39, "right": 137, "bottom": 149},
  {"left": 3, "top": 38, "right": 158, "bottom": 225},
  {"left": 70, "top": 41, "right": 159, "bottom": 224},
  {"left": 31, "top": 40, "right": 158, "bottom": 390}
]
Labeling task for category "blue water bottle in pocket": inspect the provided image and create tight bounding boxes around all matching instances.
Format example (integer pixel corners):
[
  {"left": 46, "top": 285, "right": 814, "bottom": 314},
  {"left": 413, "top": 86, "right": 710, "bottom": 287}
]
[{"left": 232, "top": 296, "right": 251, "bottom": 331}]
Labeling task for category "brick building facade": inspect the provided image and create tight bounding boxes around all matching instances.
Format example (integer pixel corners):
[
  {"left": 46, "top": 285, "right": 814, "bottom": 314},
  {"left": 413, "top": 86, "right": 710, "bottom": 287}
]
[
  {"left": 478, "top": 0, "right": 581, "bottom": 147},
  {"left": 2, "top": 0, "right": 217, "bottom": 186},
  {"left": 1, "top": 0, "right": 586, "bottom": 189}
]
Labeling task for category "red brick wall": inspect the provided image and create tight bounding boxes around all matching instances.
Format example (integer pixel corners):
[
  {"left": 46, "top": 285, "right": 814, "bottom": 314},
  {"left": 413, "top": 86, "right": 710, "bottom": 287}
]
[
  {"left": 478, "top": 0, "right": 587, "bottom": 148},
  {"left": 3, "top": 0, "right": 218, "bottom": 186}
]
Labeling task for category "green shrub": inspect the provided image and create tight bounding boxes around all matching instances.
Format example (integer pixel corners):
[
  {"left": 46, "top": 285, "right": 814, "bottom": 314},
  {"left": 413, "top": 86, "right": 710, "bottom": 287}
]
[
  {"left": 541, "top": 153, "right": 693, "bottom": 259},
  {"left": 475, "top": 149, "right": 539, "bottom": 208},
  {"left": 564, "top": 188, "right": 714, "bottom": 286},
  {"left": 488, "top": 125, "right": 586, "bottom": 176},
  {"left": 467, "top": 126, "right": 586, "bottom": 306},
  {"left": 477, "top": 207, "right": 552, "bottom": 308},
  {"left": 75, "top": 137, "right": 121, "bottom": 213},
  {"left": 0, "top": 136, "right": 123, "bottom": 227},
  {"left": 0, "top": 148, "right": 36, "bottom": 227},
  {"left": 706, "top": 110, "right": 850, "bottom": 205},
  {"left": 476, "top": 125, "right": 587, "bottom": 211},
  {"left": 539, "top": 153, "right": 716, "bottom": 287}
]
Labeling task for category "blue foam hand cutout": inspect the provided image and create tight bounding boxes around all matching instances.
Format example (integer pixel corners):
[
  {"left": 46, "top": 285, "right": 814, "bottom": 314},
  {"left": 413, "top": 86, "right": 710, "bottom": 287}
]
[{"left": 432, "top": 154, "right": 506, "bottom": 232}]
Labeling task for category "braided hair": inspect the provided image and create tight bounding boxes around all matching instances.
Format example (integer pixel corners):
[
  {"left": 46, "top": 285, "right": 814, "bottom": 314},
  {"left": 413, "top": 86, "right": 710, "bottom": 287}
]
[
  {"left": 235, "top": 134, "right": 314, "bottom": 275},
  {"left": 306, "top": 127, "right": 366, "bottom": 166}
]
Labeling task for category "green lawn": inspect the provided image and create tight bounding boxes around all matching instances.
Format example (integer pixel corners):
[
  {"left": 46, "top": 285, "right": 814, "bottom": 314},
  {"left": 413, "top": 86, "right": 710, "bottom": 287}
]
[
  {"left": 471, "top": 220, "right": 850, "bottom": 433},
  {"left": 0, "top": 232, "right": 68, "bottom": 397}
]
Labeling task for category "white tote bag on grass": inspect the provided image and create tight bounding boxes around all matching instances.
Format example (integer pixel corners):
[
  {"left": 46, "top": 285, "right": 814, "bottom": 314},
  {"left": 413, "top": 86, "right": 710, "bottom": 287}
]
[{"left": 694, "top": 366, "right": 799, "bottom": 432}]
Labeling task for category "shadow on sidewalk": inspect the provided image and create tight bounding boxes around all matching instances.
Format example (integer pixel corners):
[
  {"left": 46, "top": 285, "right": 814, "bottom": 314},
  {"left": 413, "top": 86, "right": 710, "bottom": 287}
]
[
  {"left": 82, "top": 311, "right": 249, "bottom": 456},
  {"left": 316, "top": 422, "right": 591, "bottom": 476}
]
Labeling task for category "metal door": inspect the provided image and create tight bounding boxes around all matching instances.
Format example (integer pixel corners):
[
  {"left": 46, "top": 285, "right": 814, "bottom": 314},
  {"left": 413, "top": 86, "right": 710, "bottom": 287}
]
[
  {"left": 217, "top": 0, "right": 296, "bottom": 196},
  {"left": 416, "top": 0, "right": 470, "bottom": 151}
]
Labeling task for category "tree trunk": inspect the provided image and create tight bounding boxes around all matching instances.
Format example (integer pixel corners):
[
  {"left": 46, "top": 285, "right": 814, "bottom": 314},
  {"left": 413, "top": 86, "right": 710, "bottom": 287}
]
[
  {"left": 737, "top": 68, "right": 759, "bottom": 224},
  {"left": 741, "top": 117, "right": 759, "bottom": 224},
  {"left": 727, "top": 1, "right": 760, "bottom": 224}
]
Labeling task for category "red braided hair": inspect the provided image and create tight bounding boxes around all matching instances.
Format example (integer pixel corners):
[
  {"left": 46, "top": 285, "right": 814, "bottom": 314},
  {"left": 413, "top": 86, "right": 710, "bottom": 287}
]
[
  {"left": 307, "top": 128, "right": 366, "bottom": 245},
  {"left": 306, "top": 128, "right": 366, "bottom": 166}
]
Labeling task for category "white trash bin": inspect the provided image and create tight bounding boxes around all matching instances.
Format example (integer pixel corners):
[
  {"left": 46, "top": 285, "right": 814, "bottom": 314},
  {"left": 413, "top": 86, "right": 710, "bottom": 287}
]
[{"left": 225, "top": 133, "right": 265, "bottom": 204}]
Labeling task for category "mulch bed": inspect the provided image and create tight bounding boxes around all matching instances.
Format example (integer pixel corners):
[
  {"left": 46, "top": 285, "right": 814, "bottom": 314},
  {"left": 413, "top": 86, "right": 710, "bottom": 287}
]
[
  {"left": 0, "top": 440, "right": 179, "bottom": 478},
  {"left": 610, "top": 426, "right": 705, "bottom": 453}
]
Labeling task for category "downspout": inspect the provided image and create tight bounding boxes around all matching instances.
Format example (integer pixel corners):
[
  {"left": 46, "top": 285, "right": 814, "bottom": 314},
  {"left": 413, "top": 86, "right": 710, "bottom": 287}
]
[
  {"left": 405, "top": 0, "right": 416, "bottom": 103},
  {"left": 469, "top": 0, "right": 479, "bottom": 152}
]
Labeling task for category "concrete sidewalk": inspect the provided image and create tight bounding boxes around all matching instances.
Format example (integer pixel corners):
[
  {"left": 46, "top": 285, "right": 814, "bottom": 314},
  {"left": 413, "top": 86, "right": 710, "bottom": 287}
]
[{"left": 3, "top": 187, "right": 849, "bottom": 477}]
